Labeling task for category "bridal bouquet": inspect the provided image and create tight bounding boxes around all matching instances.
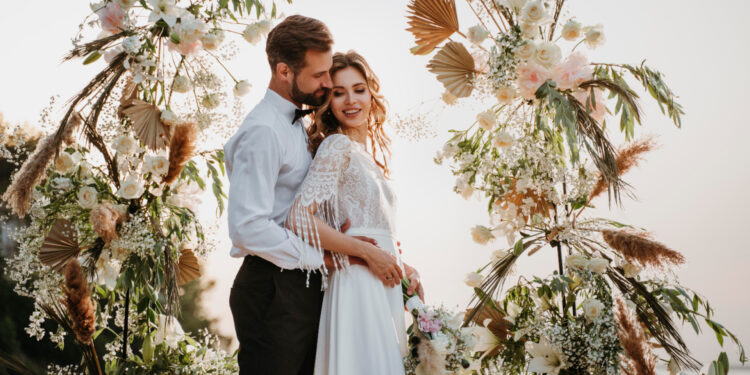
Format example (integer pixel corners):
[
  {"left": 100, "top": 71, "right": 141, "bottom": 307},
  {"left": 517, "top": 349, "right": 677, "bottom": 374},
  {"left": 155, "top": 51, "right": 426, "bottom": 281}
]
[
  {"left": 405, "top": 0, "right": 745, "bottom": 373},
  {"left": 0, "top": 0, "right": 288, "bottom": 373},
  {"left": 402, "top": 280, "right": 480, "bottom": 374}
]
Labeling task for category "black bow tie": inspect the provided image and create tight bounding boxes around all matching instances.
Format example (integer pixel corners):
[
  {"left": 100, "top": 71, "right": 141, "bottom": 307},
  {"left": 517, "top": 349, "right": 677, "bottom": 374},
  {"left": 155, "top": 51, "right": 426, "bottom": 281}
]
[{"left": 292, "top": 108, "right": 314, "bottom": 124}]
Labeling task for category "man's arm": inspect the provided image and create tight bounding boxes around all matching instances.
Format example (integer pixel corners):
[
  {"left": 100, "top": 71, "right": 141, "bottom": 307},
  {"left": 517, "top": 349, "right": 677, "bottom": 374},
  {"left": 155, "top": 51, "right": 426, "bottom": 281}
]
[{"left": 225, "top": 125, "right": 323, "bottom": 270}]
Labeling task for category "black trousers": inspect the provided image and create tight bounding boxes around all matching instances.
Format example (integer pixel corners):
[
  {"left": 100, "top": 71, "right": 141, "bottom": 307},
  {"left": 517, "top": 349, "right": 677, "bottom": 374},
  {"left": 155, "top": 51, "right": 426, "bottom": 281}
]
[{"left": 229, "top": 256, "right": 323, "bottom": 375}]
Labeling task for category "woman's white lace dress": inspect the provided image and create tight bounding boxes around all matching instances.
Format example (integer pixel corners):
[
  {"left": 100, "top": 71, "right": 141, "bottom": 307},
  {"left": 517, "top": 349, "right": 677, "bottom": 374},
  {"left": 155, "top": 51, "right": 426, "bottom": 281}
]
[{"left": 287, "top": 134, "right": 406, "bottom": 375}]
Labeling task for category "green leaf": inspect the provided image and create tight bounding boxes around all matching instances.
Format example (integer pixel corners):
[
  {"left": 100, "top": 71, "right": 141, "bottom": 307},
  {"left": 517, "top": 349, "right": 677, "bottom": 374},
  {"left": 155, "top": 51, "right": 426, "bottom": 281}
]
[
  {"left": 169, "top": 32, "right": 181, "bottom": 44},
  {"left": 83, "top": 51, "right": 102, "bottom": 65},
  {"left": 513, "top": 239, "right": 524, "bottom": 255}
]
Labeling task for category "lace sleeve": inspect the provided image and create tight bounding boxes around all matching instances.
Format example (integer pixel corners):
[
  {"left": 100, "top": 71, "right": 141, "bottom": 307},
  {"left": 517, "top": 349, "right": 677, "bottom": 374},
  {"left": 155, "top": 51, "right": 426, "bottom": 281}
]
[{"left": 286, "top": 134, "right": 352, "bottom": 276}]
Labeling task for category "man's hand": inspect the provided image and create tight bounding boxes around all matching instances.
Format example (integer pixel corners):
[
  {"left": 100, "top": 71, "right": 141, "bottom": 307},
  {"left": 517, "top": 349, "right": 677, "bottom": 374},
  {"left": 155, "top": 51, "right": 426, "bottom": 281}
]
[{"left": 403, "top": 262, "right": 424, "bottom": 302}]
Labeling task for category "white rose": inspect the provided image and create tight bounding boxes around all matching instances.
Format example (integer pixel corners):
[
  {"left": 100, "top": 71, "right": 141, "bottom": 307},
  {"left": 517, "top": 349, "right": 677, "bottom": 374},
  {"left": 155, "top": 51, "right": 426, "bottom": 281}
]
[
  {"left": 476, "top": 110, "right": 497, "bottom": 131},
  {"left": 95, "top": 254, "right": 120, "bottom": 289},
  {"left": 79, "top": 161, "right": 94, "bottom": 177},
  {"left": 583, "top": 24, "right": 605, "bottom": 48},
  {"left": 201, "top": 28, "right": 225, "bottom": 51},
  {"left": 493, "top": 130, "right": 515, "bottom": 149},
  {"left": 470, "top": 225, "right": 494, "bottom": 245},
  {"left": 103, "top": 45, "right": 125, "bottom": 64},
  {"left": 177, "top": 15, "right": 208, "bottom": 44},
  {"left": 112, "top": 134, "right": 138, "bottom": 155},
  {"left": 201, "top": 93, "right": 220, "bottom": 109},
  {"left": 54, "top": 151, "right": 82, "bottom": 174},
  {"left": 521, "top": 0, "right": 550, "bottom": 25},
  {"left": 582, "top": 298, "right": 604, "bottom": 321},
  {"left": 516, "top": 41, "right": 536, "bottom": 60},
  {"left": 520, "top": 22, "right": 540, "bottom": 38},
  {"left": 534, "top": 41, "right": 562, "bottom": 67},
  {"left": 172, "top": 75, "right": 192, "bottom": 93},
  {"left": 465, "top": 271, "right": 483, "bottom": 288},
  {"left": 233, "top": 80, "right": 252, "bottom": 97},
  {"left": 144, "top": 155, "right": 169, "bottom": 177},
  {"left": 242, "top": 23, "right": 262, "bottom": 45},
  {"left": 122, "top": 35, "right": 141, "bottom": 55},
  {"left": 497, "top": 0, "right": 527, "bottom": 13},
  {"left": 585, "top": 257, "right": 608, "bottom": 274},
  {"left": 160, "top": 109, "right": 179, "bottom": 126},
  {"left": 116, "top": 175, "right": 144, "bottom": 199},
  {"left": 621, "top": 261, "right": 642, "bottom": 278},
  {"left": 561, "top": 19, "right": 582, "bottom": 41},
  {"left": 51, "top": 177, "right": 73, "bottom": 191},
  {"left": 257, "top": 19, "right": 272, "bottom": 35},
  {"left": 565, "top": 253, "right": 588, "bottom": 270},
  {"left": 456, "top": 175, "right": 475, "bottom": 200},
  {"left": 77, "top": 186, "right": 99, "bottom": 209},
  {"left": 495, "top": 85, "right": 518, "bottom": 105},
  {"left": 155, "top": 314, "right": 185, "bottom": 348},
  {"left": 441, "top": 90, "right": 458, "bottom": 105},
  {"left": 467, "top": 24, "right": 490, "bottom": 44}
]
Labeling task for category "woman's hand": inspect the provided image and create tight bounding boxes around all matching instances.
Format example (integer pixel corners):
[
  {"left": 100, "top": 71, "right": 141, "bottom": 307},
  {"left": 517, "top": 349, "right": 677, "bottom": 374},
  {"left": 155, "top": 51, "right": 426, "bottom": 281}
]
[{"left": 403, "top": 262, "right": 424, "bottom": 302}]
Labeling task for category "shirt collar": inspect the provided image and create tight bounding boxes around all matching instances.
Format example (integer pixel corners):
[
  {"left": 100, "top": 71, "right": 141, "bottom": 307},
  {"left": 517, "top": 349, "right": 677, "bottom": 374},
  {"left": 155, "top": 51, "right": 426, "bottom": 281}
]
[{"left": 263, "top": 88, "right": 302, "bottom": 125}]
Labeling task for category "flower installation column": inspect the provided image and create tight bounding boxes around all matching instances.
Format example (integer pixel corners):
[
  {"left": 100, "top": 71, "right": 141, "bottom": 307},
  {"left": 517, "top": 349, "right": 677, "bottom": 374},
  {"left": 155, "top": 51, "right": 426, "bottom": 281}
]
[
  {"left": 1, "top": 0, "right": 286, "bottom": 373},
  {"left": 400, "top": 0, "right": 746, "bottom": 374}
]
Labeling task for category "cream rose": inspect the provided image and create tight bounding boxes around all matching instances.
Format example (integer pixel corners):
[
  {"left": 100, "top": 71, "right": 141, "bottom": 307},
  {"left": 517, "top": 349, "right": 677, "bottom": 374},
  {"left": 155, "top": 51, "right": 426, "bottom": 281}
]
[
  {"left": 465, "top": 271, "right": 484, "bottom": 288},
  {"left": 467, "top": 24, "right": 490, "bottom": 44},
  {"left": 116, "top": 175, "right": 144, "bottom": 199},
  {"left": 493, "top": 130, "right": 515, "bottom": 149},
  {"left": 112, "top": 134, "right": 138, "bottom": 155},
  {"left": 172, "top": 75, "right": 192, "bottom": 93},
  {"left": 586, "top": 257, "right": 608, "bottom": 274},
  {"left": 54, "top": 151, "right": 82, "bottom": 174},
  {"left": 565, "top": 253, "right": 588, "bottom": 270},
  {"left": 160, "top": 109, "right": 179, "bottom": 126},
  {"left": 520, "top": 22, "right": 540, "bottom": 39},
  {"left": 534, "top": 41, "right": 562, "bottom": 67},
  {"left": 561, "top": 19, "right": 583, "bottom": 41},
  {"left": 582, "top": 298, "right": 605, "bottom": 321},
  {"left": 495, "top": 85, "right": 518, "bottom": 105},
  {"left": 521, "top": 0, "right": 550, "bottom": 25},
  {"left": 201, "top": 28, "right": 225, "bottom": 51},
  {"left": 476, "top": 110, "right": 497, "bottom": 131},
  {"left": 516, "top": 41, "right": 536, "bottom": 60},
  {"left": 470, "top": 225, "right": 494, "bottom": 245},
  {"left": 584, "top": 24, "right": 605, "bottom": 48},
  {"left": 144, "top": 155, "right": 169, "bottom": 177},
  {"left": 233, "top": 80, "right": 252, "bottom": 97},
  {"left": 242, "top": 23, "right": 262, "bottom": 45},
  {"left": 77, "top": 186, "right": 99, "bottom": 209}
]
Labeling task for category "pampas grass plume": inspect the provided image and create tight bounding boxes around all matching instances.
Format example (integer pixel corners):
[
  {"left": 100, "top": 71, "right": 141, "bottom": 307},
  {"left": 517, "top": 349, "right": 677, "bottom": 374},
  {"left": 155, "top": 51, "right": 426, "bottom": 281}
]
[
  {"left": 163, "top": 121, "right": 198, "bottom": 185},
  {"left": 602, "top": 229, "right": 685, "bottom": 269},
  {"left": 590, "top": 136, "right": 657, "bottom": 201},
  {"left": 2, "top": 112, "right": 82, "bottom": 217},
  {"left": 616, "top": 298, "right": 656, "bottom": 375},
  {"left": 62, "top": 259, "right": 96, "bottom": 344},
  {"left": 90, "top": 202, "right": 124, "bottom": 244}
]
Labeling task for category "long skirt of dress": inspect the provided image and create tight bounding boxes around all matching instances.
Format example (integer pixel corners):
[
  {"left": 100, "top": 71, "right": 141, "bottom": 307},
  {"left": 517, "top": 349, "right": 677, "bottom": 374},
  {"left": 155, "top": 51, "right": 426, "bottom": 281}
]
[{"left": 314, "top": 227, "right": 407, "bottom": 375}]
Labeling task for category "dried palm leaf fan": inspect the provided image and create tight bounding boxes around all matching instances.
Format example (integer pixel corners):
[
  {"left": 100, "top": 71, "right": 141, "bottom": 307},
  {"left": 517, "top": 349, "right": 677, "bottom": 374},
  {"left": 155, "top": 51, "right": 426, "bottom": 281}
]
[
  {"left": 121, "top": 100, "right": 171, "bottom": 151},
  {"left": 465, "top": 305, "right": 511, "bottom": 357},
  {"left": 427, "top": 41, "right": 477, "bottom": 97},
  {"left": 176, "top": 248, "right": 201, "bottom": 285},
  {"left": 117, "top": 78, "right": 138, "bottom": 120},
  {"left": 39, "top": 219, "right": 81, "bottom": 271},
  {"left": 406, "top": 0, "right": 460, "bottom": 55}
]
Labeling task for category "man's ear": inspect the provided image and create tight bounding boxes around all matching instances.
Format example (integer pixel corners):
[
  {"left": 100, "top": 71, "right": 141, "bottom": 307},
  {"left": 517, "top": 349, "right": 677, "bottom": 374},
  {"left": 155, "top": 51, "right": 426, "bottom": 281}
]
[{"left": 275, "top": 62, "right": 293, "bottom": 83}]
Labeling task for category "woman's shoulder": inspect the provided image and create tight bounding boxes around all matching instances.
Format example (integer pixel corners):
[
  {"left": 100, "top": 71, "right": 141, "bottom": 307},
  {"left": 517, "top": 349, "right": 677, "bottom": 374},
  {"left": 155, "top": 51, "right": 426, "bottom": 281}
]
[{"left": 317, "top": 133, "right": 353, "bottom": 156}]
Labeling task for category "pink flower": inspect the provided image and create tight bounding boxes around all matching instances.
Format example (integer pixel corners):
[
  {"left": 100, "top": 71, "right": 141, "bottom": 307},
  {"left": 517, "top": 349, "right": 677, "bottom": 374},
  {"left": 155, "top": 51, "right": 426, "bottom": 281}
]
[
  {"left": 418, "top": 311, "right": 443, "bottom": 333},
  {"left": 573, "top": 88, "right": 608, "bottom": 123},
  {"left": 516, "top": 61, "right": 551, "bottom": 100},
  {"left": 552, "top": 52, "right": 593, "bottom": 90},
  {"left": 168, "top": 39, "right": 202, "bottom": 56},
  {"left": 97, "top": 2, "right": 125, "bottom": 34}
]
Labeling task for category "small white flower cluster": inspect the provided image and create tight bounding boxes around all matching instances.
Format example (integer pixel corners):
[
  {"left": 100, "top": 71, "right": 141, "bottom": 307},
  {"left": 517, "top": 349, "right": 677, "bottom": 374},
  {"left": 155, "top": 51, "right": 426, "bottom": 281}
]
[{"left": 108, "top": 214, "right": 157, "bottom": 261}]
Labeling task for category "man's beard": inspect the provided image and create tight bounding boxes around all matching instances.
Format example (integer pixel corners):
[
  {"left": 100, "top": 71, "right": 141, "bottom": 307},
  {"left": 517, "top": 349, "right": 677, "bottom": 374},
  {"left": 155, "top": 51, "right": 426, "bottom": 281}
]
[{"left": 291, "top": 76, "right": 330, "bottom": 107}]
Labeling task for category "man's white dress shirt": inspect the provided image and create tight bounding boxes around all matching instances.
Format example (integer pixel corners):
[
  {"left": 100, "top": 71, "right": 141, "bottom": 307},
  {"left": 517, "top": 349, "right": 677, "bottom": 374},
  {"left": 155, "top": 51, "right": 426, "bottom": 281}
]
[{"left": 224, "top": 89, "right": 324, "bottom": 270}]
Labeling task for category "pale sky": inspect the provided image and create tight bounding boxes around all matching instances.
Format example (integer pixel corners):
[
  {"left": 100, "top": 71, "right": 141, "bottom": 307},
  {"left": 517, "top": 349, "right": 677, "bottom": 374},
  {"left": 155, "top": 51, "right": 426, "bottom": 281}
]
[{"left": 1, "top": 0, "right": 749, "bottom": 368}]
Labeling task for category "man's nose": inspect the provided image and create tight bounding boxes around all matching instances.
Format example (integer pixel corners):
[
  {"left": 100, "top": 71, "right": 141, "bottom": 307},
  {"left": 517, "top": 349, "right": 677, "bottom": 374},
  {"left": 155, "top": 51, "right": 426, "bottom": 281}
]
[{"left": 320, "top": 74, "right": 332, "bottom": 89}]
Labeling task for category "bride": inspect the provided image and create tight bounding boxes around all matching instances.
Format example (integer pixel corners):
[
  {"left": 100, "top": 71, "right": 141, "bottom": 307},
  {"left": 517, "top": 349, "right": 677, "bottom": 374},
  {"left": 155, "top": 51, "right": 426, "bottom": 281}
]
[{"left": 286, "top": 50, "right": 422, "bottom": 374}]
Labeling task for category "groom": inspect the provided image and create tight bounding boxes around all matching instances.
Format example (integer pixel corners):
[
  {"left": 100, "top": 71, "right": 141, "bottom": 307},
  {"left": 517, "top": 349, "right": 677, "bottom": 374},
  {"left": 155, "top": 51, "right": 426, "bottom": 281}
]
[{"left": 225, "top": 15, "right": 407, "bottom": 375}]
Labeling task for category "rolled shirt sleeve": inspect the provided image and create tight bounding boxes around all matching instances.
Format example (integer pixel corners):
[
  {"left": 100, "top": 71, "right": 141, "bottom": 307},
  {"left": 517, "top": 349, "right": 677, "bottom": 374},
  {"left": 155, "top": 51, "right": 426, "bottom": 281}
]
[{"left": 224, "top": 124, "right": 324, "bottom": 271}]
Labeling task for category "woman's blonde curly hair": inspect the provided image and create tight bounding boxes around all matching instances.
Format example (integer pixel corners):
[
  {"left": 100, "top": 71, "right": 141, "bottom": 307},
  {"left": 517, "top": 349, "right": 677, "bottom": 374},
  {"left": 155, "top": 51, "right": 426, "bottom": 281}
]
[{"left": 307, "top": 50, "right": 391, "bottom": 177}]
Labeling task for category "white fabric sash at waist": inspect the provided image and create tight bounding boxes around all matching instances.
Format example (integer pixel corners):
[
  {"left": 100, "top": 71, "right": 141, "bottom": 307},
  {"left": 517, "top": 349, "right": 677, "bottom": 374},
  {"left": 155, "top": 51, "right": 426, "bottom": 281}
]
[{"left": 345, "top": 227, "right": 394, "bottom": 239}]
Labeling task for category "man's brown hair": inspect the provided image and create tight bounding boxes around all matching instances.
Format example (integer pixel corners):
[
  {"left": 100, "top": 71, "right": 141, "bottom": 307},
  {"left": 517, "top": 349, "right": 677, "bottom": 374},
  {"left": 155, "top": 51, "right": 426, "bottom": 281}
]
[{"left": 266, "top": 15, "right": 333, "bottom": 74}]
